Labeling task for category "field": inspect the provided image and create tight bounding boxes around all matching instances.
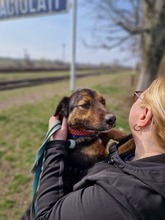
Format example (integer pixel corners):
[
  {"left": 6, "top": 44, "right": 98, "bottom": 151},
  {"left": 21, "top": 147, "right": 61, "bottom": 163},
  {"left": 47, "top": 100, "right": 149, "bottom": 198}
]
[{"left": 0, "top": 70, "right": 136, "bottom": 220}]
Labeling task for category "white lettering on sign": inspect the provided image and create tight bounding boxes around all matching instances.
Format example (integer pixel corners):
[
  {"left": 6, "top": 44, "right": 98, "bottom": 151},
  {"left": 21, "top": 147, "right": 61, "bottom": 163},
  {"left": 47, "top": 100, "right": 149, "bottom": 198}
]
[
  {"left": 19, "top": 0, "right": 28, "bottom": 14},
  {"left": 0, "top": 0, "right": 67, "bottom": 20},
  {"left": 55, "top": 0, "right": 59, "bottom": 9},
  {"left": 37, "top": 0, "right": 46, "bottom": 12},
  {"left": 29, "top": 0, "right": 36, "bottom": 13}
]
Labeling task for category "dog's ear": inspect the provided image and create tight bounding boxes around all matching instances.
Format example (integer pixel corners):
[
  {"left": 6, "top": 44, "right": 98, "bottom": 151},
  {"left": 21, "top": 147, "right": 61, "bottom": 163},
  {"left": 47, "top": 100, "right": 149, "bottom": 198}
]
[{"left": 54, "top": 97, "right": 70, "bottom": 122}]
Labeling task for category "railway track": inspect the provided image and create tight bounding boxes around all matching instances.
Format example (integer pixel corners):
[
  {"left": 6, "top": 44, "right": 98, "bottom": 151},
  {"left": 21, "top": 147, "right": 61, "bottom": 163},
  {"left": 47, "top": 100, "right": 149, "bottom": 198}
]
[{"left": 0, "top": 72, "right": 101, "bottom": 91}]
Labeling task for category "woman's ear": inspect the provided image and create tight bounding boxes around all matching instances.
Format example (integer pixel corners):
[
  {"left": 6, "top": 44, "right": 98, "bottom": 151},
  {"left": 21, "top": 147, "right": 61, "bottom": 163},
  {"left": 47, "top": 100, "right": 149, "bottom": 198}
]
[{"left": 139, "top": 107, "right": 153, "bottom": 127}]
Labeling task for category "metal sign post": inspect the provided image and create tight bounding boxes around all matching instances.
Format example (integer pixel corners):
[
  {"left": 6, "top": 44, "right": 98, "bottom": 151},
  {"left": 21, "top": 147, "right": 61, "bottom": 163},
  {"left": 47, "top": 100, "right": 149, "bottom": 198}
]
[{"left": 70, "top": 0, "right": 77, "bottom": 91}]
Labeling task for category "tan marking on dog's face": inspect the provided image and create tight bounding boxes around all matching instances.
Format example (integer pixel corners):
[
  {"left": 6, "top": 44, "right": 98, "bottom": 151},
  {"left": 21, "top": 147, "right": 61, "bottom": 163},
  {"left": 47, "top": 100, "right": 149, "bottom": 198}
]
[{"left": 68, "top": 89, "right": 116, "bottom": 131}]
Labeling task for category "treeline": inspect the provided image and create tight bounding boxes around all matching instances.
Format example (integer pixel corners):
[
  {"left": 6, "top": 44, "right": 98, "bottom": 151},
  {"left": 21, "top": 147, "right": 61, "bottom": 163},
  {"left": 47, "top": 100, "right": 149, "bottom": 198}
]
[{"left": 0, "top": 57, "right": 132, "bottom": 73}]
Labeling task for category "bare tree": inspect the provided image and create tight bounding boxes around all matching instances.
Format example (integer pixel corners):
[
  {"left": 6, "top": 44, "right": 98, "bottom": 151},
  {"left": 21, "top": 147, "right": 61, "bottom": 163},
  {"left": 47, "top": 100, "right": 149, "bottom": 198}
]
[{"left": 85, "top": 0, "right": 165, "bottom": 90}]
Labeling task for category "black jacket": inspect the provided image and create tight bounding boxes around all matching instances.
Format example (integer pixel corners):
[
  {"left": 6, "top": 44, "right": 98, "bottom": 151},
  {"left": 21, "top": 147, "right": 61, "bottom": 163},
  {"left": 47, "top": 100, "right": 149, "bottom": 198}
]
[{"left": 36, "top": 140, "right": 165, "bottom": 220}]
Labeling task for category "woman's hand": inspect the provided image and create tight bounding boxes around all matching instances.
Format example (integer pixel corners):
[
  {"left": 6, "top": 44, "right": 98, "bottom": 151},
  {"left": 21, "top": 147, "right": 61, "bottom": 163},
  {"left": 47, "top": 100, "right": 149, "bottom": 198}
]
[{"left": 49, "top": 116, "right": 68, "bottom": 141}]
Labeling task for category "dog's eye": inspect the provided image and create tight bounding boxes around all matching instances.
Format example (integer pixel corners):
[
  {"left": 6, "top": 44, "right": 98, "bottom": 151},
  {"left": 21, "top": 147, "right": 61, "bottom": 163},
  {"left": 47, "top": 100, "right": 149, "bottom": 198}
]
[
  {"left": 102, "top": 99, "right": 106, "bottom": 105},
  {"left": 81, "top": 103, "right": 91, "bottom": 109}
]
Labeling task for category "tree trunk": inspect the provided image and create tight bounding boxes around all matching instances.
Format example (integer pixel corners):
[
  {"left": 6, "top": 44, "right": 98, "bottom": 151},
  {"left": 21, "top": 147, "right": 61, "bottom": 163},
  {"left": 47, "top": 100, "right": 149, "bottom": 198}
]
[{"left": 137, "top": 0, "right": 165, "bottom": 90}]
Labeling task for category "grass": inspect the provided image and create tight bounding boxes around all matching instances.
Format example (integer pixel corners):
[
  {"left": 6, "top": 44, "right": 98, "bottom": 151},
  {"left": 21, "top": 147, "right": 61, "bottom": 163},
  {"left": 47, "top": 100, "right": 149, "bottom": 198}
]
[{"left": 0, "top": 70, "right": 135, "bottom": 219}]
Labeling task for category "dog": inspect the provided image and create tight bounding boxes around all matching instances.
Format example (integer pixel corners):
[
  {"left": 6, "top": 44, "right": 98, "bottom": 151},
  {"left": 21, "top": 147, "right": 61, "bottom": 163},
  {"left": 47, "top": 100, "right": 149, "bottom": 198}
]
[
  {"left": 21, "top": 88, "right": 132, "bottom": 220},
  {"left": 54, "top": 88, "right": 127, "bottom": 168}
]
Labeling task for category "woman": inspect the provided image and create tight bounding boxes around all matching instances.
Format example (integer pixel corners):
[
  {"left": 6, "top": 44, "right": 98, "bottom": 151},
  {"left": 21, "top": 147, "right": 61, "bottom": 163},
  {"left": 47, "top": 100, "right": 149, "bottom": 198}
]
[{"left": 36, "top": 77, "right": 165, "bottom": 220}]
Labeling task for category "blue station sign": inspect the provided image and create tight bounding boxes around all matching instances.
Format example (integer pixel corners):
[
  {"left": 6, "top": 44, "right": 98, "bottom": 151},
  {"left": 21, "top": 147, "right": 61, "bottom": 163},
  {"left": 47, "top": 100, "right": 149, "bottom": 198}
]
[{"left": 0, "top": 0, "right": 68, "bottom": 20}]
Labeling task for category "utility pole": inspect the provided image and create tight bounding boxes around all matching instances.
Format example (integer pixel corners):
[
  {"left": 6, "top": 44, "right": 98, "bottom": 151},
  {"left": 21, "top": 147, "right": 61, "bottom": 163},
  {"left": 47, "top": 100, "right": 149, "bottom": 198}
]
[
  {"left": 70, "top": 0, "right": 77, "bottom": 91},
  {"left": 62, "top": 43, "right": 65, "bottom": 62}
]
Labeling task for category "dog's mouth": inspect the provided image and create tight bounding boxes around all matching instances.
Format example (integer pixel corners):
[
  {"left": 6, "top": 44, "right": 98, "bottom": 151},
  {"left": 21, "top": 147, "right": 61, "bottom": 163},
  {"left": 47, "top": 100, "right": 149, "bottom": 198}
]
[{"left": 85, "top": 123, "right": 116, "bottom": 132}]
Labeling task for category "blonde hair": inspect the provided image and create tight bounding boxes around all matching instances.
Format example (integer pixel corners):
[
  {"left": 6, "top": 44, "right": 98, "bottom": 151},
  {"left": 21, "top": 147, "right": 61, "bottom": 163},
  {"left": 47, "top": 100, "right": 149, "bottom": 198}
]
[{"left": 142, "top": 77, "right": 165, "bottom": 148}]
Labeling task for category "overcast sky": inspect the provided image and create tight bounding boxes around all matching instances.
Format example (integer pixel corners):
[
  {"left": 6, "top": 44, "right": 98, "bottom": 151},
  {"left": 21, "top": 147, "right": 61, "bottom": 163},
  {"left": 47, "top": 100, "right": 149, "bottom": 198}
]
[{"left": 0, "top": 0, "right": 138, "bottom": 67}]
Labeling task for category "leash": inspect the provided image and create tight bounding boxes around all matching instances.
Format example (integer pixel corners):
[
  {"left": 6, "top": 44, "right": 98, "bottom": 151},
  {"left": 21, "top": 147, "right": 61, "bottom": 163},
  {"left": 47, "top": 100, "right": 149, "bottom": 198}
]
[
  {"left": 30, "top": 120, "right": 61, "bottom": 219},
  {"left": 31, "top": 119, "right": 61, "bottom": 197}
]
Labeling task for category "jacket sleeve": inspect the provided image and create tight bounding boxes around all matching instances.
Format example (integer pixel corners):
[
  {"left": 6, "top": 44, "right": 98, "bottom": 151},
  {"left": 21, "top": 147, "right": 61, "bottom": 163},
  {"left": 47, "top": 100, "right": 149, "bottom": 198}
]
[
  {"left": 36, "top": 140, "right": 68, "bottom": 218},
  {"left": 36, "top": 141, "right": 135, "bottom": 220}
]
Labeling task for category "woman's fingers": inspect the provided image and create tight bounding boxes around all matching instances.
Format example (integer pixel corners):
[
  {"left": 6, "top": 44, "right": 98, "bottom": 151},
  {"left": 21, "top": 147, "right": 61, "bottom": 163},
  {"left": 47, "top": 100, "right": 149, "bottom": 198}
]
[
  {"left": 49, "top": 115, "right": 59, "bottom": 130},
  {"left": 49, "top": 116, "right": 68, "bottom": 141}
]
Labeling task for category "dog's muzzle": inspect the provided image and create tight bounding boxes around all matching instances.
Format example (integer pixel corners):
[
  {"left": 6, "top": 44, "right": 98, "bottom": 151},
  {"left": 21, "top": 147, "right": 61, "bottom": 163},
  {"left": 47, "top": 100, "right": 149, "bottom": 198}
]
[{"left": 105, "top": 114, "right": 116, "bottom": 126}]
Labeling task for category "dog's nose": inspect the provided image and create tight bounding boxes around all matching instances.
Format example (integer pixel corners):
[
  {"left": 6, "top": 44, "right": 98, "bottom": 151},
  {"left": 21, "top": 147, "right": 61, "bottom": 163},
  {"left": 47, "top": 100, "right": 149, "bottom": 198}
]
[{"left": 105, "top": 114, "right": 116, "bottom": 125}]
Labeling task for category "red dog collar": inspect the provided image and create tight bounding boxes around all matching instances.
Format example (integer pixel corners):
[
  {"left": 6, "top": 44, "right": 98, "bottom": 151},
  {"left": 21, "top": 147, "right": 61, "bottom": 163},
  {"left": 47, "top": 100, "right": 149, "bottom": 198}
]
[{"left": 68, "top": 128, "right": 97, "bottom": 137}]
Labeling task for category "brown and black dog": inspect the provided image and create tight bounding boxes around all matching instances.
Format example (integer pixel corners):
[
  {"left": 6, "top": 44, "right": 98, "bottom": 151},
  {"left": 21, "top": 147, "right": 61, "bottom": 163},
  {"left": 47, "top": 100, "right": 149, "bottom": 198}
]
[
  {"left": 21, "top": 88, "right": 133, "bottom": 220},
  {"left": 54, "top": 88, "right": 126, "bottom": 168}
]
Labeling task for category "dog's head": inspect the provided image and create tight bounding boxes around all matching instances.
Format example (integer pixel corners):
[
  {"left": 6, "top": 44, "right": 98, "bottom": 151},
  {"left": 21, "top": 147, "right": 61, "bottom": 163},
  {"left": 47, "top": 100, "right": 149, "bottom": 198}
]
[{"left": 54, "top": 88, "right": 116, "bottom": 132}]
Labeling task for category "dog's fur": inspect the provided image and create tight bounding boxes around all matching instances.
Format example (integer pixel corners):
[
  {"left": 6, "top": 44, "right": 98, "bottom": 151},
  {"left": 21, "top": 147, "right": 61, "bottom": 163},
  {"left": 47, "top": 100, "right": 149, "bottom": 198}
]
[{"left": 21, "top": 88, "right": 132, "bottom": 220}]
